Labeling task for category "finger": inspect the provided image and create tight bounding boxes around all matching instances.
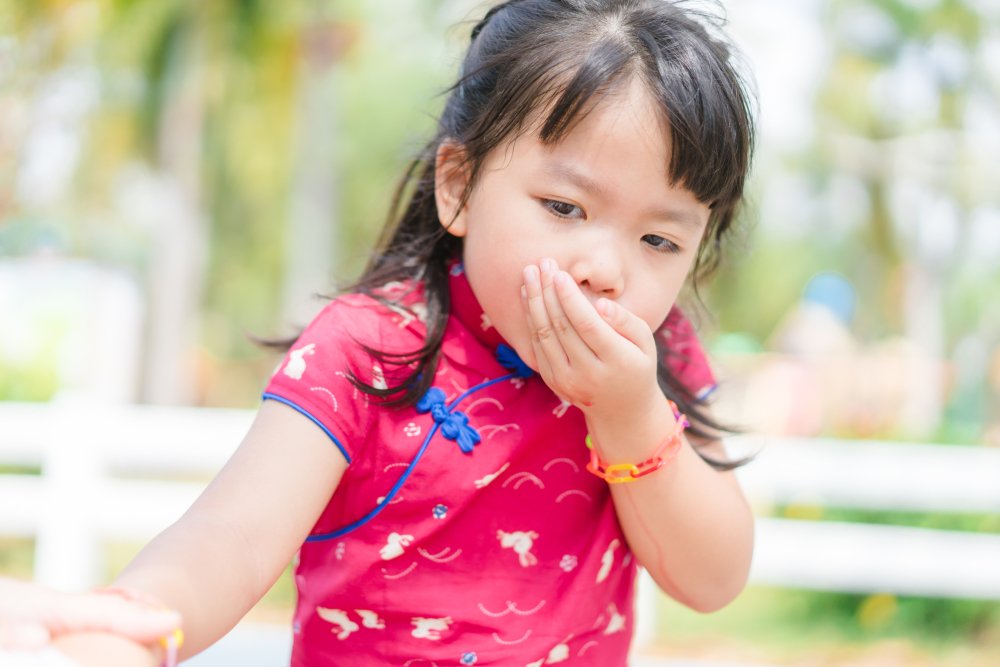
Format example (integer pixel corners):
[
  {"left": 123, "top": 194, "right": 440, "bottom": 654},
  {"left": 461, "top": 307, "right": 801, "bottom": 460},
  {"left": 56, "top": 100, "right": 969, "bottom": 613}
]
[
  {"left": 550, "top": 269, "right": 624, "bottom": 359},
  {"left": 517, "top": 284, "right": 539, "bottom": 371},
  {"left": 52, "top": 593, "right": 181, "bottom": 644},
  {"left": 522, "top": 266, "right": 573, "bottom": 398},
  {"left": 539, "top": 262, "right": 596, "bottom": 363},
  {"left": 520, "top": 274, "right": 554, "bottom": 381},
  {"left": 596, "top": 297, "right": 656, "bottom": 355},
  {"left": 0, "top": 622, "right": 51, "bottom": 650},
  {"left": 523, "top": 263, "right": 568, "bottom": 369}
]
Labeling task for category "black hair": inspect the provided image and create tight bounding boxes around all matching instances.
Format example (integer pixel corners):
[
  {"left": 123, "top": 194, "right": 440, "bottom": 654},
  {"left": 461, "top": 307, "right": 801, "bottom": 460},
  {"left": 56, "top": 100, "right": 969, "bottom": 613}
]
[{"left": 327, "top": 0, "right": 754, "bottom": 469}]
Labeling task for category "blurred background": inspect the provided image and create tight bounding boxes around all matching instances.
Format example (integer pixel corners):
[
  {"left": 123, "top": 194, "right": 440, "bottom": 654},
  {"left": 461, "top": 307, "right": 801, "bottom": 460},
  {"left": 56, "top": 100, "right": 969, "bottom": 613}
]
[{"left": 1, "top": 0, "right": 998, "bottom": 665}]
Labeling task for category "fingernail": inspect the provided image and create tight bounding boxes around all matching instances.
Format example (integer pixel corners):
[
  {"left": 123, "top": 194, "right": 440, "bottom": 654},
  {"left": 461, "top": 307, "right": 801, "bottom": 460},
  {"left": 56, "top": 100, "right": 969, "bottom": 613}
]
[
  {"left": 540, "top": 258, "right": 556, "bottom": 274},
  {"left": 523, "top": 265, "right": 539, "bottom": 286}
]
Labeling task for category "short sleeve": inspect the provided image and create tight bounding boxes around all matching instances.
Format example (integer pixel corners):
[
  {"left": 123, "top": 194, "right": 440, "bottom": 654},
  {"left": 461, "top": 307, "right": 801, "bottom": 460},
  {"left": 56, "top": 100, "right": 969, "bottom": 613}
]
[
  {"left": 262, "top": 294, "right": 396, "bottom": 464},
  {"left": 656, "top": 306, "right": 717, "bottom": 401}
]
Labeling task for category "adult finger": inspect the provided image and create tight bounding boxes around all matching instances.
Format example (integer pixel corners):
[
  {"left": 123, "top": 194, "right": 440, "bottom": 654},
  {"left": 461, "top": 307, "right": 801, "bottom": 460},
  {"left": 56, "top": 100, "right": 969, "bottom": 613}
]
[
  {"left": 0, "top": 622, "right": 51, "bottom": 650},
  {"left": 49, "top": 592, "right": 180, "bottom": 644}
]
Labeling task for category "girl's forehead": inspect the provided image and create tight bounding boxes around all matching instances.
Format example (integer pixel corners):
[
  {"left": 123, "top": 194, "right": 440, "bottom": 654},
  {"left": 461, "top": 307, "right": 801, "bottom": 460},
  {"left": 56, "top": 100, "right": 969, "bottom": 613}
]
[
  {"left": 524, "top": 77, "right": 671, "bottom": 153},
  {"left": 524, "top": 79, "right": 672, "bottom": 168},
  {"left": 530, "top": 74, "right": 664, "bottom": 129}
]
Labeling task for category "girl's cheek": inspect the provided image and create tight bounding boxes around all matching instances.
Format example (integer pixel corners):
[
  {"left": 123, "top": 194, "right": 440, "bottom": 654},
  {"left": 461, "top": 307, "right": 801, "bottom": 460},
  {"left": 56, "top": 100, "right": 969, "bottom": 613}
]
[{"left": 512, "top": 331, "right": 539, "bottom": 371}]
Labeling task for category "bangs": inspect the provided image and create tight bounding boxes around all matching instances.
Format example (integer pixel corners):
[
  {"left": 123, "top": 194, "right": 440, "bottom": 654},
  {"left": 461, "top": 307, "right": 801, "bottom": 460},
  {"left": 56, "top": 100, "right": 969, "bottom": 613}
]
[{"left": 456, "top": 3, "right": 753, "bottom": 213}]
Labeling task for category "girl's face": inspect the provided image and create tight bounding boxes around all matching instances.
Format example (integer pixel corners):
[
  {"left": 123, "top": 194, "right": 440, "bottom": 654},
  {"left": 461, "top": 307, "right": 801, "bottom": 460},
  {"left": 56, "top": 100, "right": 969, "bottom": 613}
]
[{"left": 436, "top": 77, "right": 710, "bottom": 368}]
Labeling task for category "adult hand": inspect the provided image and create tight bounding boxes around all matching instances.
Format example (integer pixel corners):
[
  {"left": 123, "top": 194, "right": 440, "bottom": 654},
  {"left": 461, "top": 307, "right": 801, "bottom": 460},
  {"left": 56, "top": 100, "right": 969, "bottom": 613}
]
[{"left": 0, "top": 577, "right": 180, "bottom": 650}]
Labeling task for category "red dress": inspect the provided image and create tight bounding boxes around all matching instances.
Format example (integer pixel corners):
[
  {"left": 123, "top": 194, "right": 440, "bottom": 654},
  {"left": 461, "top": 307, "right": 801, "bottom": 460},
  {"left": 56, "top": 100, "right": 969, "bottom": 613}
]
[{"left": 263, "top": 263, "right": 715, "bottom": 666}]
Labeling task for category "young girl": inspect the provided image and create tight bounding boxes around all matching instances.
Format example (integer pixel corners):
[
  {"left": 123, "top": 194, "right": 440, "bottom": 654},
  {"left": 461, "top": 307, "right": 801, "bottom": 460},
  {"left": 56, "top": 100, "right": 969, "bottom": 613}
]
[{"left": 57, "top": 1, "right": 756, "bottom": 664}]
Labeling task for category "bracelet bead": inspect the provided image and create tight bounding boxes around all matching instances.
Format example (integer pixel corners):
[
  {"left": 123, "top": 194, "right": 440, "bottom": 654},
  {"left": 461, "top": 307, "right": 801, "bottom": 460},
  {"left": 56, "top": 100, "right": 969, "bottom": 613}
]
[{"left": 585, "top": 402, "right": 688, "bottom": 484}]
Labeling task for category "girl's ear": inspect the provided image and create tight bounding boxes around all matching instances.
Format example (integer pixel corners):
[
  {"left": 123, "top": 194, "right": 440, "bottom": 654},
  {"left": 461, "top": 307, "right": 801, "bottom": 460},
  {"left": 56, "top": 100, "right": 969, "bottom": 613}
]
[{"left": 434, "top": 140, "right": 470, "bottom": 237}]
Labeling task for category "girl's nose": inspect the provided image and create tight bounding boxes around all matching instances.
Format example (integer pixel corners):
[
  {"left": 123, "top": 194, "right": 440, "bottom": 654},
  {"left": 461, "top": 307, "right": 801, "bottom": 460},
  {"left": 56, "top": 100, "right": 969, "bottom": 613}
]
[{"left": 566, "top": 247, "right": 625, "bottom": 300}]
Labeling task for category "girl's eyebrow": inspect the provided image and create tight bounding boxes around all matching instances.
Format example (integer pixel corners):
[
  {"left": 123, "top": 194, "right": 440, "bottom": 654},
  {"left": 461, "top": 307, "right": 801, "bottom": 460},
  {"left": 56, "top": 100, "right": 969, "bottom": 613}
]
[
  {"left": 542, "top": 162, "right": 611, "bottom": 199},
  {"left": 541, "top": 161, "right": 706, "bottom": 231}
]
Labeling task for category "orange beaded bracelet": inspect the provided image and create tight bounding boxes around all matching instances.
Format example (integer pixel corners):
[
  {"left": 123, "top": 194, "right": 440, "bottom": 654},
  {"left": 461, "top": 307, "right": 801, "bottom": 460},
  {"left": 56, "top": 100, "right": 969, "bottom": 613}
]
[{"left": 585, "top": 403, "right": 689, "bottom": 484}]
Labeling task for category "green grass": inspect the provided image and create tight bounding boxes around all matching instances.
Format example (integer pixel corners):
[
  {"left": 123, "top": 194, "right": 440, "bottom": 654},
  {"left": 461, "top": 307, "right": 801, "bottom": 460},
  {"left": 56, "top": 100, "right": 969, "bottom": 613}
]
[
  {"left": 652, "top": 585, "right": 1000, "bottom": 666},
  {"left": 0, "top": 537, "right": 35, "bottom": 579},
  {"left": 778, "top": 504, "right": 1000, "bottom": 535}
]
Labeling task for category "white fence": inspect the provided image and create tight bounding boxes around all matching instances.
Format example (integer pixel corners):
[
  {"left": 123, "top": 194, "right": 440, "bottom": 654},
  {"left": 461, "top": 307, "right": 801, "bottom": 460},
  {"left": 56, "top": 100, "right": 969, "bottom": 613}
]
[{"left": 2, "top": 398, "right": 1000, "bottom": 648}]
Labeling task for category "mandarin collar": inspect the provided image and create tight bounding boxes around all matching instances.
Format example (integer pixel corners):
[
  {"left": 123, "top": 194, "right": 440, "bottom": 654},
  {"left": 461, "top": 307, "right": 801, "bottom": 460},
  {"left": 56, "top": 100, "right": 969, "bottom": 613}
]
[{"left": 447, "top": 260, "right": 508, "bottom": 352}]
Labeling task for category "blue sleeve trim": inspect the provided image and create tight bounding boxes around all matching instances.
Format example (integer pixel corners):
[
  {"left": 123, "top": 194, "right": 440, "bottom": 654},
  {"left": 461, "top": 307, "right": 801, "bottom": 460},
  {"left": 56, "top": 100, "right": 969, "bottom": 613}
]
[
  {"left": 261, "top": 392, "right": 352, "bottom": 464},
  {"left": 696, "top": 383, "right": 718, "bottom": 402}
]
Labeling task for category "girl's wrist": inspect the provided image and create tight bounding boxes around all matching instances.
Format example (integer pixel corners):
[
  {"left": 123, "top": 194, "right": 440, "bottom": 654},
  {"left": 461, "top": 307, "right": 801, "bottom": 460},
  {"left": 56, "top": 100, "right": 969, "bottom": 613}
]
[
  {"left": 583, "top": 393, "right": 680, "bottom": 457},
  {"left": 585, "top": 399, "right": 688, "bottom": 483}
]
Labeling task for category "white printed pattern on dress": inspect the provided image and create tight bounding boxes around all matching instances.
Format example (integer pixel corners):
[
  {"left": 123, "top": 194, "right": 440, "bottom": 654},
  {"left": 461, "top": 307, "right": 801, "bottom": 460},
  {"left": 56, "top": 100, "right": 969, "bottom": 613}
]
[
  {"left": 497, "top": 530, "right": 539, "bottom": 567},
  {"left": 381, "top": 562, "right": 418, "bottom": 580},
  {"left": 316, "top": 607, "right": 385, "bottom": 640},
  {"left": 283, "top": 343, "right": 315, "bottom": 380},
  {"left": 542, "top": 457, "right": 580, "bottom": 474},
  {"left": 417, "top": 547, "right": 462, "bottom": 563},
  {"left": 555, "top": 489, "right": 592, "bottom": 504},
  {"left": 411, "top": 616, "right": 453, "bottom": 640},
  {"left": 596, "top": 539, "right": 621, "bottom": 583},
  {"left": 474, "top": 462, "right": 510, "bottom": 488},
  {"left": 492, "top": 629, "right": 533, "bottom": 645},
  {"left": 502, "top": 472, "right": 545, "bottom": 490},
  {"left": 476, "top": 599, "right": 546, "bottom": 618},
  {"left": 603, "top": 603, "right": 626, "bottom": 635},
  {"left": 552, "top": 399, "right": 571, "bottom": 418},
  {"left": 380, "top": 532, "right": 413, "bottom": 560},
  {"left": 308, "top": 386, "right": 339, "bottom": 412},
  {"left": 465, "top": 397, "right": 504, "bottom": 414},
  {"left": 478, "top": 423, "right": 521, "bottom": 440}
]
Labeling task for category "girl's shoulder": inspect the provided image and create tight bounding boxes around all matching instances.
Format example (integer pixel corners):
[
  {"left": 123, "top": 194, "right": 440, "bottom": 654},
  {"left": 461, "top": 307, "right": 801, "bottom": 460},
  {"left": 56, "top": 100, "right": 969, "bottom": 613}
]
[
  {"left": 300, "top": 280, "right": 429, "bottom": 350},
  {"left": 656, "top": 305, "right": 717, "bottom": 400}
]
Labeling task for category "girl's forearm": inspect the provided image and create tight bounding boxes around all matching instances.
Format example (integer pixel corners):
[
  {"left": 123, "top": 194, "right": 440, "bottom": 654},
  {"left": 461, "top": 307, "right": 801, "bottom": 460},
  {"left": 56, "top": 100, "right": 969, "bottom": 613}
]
[
  {"left": 588, "top": 401, "right": 754, "bottom": 612},
  {"left": 610, "top": 439, "right": 754, "bottom": 612},
  {"left": 110, "top": 512, "right": 281, "bottom": 659},
  {"left": 103, "top": 401, "right": 346, "bottom": 659}
]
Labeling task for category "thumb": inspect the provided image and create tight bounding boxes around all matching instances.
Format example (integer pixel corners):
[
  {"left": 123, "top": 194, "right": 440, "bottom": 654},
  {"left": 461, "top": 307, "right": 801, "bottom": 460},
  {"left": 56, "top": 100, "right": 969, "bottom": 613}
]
[{"left": 596, "top": 298, "right": 655, "bottom": 353}]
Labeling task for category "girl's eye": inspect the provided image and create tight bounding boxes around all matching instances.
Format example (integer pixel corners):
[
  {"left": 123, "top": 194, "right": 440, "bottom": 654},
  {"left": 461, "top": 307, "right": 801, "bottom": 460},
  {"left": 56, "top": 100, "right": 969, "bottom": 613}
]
[
  {"left": 542, "top": 199, "right": 584, "bottom": 219},
  {"left": 642, "top": 234, "right": 682, "bottom": 254}
]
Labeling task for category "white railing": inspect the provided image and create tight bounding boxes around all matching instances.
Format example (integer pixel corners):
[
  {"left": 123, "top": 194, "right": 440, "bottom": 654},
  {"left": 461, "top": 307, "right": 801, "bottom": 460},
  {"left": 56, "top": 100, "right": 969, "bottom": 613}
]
[
  {"left": 0, "top": 397, "right": 253, "bottom": 591},
  {"left": 631, "top": 434, "right": 1000, "bottom": 648},
  {"left": 3, "top": 398, "right": 1000, "bottom": 643}
]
